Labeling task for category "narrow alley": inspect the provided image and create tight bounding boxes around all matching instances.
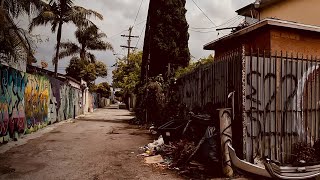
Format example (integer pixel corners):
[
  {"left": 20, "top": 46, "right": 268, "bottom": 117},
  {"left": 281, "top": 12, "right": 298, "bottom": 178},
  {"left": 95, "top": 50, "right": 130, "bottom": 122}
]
[{"left": 0, "top": 108, "right": 181, "bottom": 180}]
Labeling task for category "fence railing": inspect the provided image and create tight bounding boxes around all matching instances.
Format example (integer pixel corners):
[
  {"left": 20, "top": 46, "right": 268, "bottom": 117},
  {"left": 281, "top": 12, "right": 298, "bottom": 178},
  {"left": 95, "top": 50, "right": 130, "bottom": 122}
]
[
  {"left": 244, "top": 51, "right": 320, "bottom": 163},
  {"left": 176, "top": 49, "right": 320, "bottom": 163},
  {"left": 176, "top": 48, "right": 244, "bottom": 156}
]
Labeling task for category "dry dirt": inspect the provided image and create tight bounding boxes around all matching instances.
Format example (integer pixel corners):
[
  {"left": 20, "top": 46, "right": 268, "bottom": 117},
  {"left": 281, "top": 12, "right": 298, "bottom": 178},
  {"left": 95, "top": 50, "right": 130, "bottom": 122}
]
[{"left": 0, "top": 108, "right": 182, "bottom": 180}]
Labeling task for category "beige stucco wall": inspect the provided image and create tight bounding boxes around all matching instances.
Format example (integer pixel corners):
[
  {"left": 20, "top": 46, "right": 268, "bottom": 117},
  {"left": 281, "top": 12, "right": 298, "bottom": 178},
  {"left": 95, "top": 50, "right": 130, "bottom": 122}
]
[{"left": 260, "top": 0, "right": 320, "bottom": 26}]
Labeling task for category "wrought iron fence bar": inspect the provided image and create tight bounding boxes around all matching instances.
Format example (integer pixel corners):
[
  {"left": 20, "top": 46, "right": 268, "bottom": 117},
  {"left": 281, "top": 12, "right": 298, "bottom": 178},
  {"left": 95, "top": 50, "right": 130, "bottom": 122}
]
[
  {"left": 275, "top": 51, "right": 278, "bottom": 160},
  {"left": 280, "top": 51, "right": 284, "bottom": 162},
  {"left": 295, "top": 52, "right": 299, "bottom": 146},
  {"left": 311, "top": 55, "right": 314, "bottom": 146},
  {"left": 263, "top": 50, "right": 266, "bottom": 160},
  {"left": 316, "top": 56, "right": 319, "bottom": 141},
  {"left": 269, "top": 50, "right": 273, "bottom": 160},
  {"left": 250, "top": 48, "right": 254, "bottom": 163}
]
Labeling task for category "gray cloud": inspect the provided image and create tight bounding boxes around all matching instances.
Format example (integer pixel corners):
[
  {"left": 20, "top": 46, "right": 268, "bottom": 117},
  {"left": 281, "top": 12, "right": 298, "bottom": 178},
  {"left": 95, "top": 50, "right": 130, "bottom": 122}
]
[{"left": 16, "top": 0, "right": 254, "bottom": 83}]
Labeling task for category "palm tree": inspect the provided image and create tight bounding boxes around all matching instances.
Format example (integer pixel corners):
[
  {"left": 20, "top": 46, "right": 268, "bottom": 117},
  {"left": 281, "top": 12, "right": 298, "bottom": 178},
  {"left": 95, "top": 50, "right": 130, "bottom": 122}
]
[
  {"left": 0, "top": 0, "right": 43, "bottom": 18},
  {"left": 29, "top": 0, "right": 103, "bottom": 76},
  {"left": 58, "top": 25, "right": 113, "bottom": 63},
  {"left": 0, "top": 0, "right": 43, "bottom": 64}
]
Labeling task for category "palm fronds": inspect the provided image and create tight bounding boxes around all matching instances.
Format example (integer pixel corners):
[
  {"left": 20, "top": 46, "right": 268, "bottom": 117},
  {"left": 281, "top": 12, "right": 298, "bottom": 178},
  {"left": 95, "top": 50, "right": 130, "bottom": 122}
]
[
  {"left": 0, "top": 9, "right": 35, "bottom": 64},
  {"left": 2, "top": 0, "right": 44, "bottom": 18},
  {"left": 58, "top": 42, "right": 80, "bottom": 59},
  {"left": 59, "top": 24, "right": 113, "bottom": 63}
]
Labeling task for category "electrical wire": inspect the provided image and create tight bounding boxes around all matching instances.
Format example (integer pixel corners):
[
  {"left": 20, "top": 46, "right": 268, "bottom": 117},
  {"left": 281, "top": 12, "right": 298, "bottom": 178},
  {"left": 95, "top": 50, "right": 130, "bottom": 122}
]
[
  {"left": 189, "top": 16, "right": 243, "bottom": 34},
  {"left": 190, "top": 15, "right": 241, "bottom": 30},
  {"left": 189, "top": 29, "right": 216, "bottom": 33},
  {"left": 133, "top": 19, "right": 146, "bottom": 28},
  {"left": 190, "top": 0, "right": 217, "bottom": 27},
  {"left": 134, "top": 24, "right": 146, "bottom": 49},
  {"left": 133, "top": 0, "right": 145, "bottom": 27},
  {"left": 107, "top": 30, "right": 127, "bottom": 40},
  {"left": 225, "top": 16, "right": 244, "bottom": 29},
  {"left": 107, "top": 20, "right": 146, "bottom": 40}
]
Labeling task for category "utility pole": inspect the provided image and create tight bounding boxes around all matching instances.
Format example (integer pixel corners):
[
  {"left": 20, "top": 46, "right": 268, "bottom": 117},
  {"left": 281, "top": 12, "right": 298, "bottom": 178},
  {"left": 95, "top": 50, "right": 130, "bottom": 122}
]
[{"left": 120, "top": 26, "right": 139, "bottom": 64}]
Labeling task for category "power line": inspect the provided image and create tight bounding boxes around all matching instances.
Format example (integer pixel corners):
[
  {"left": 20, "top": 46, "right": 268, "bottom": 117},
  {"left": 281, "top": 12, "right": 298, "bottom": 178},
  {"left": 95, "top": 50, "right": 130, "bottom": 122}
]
[
  {"left": 108, "top": 30, "right": 127, "bottom": 39},
  {"left": 190, "top": 15, "right": 240, "bottom": 30},
  {"left": 190, "top": 0, "right": 217, "bottom": 27},
  {"left": 133, "top": 19, "right": 146, "bottom": 28},
  {"left": 189, "top": 16, "right": 243, "bottom": 34},
  {"left": 133, "top": 0, "right": 145, "bottom": 27},
  {"left": 108, "top": 20, "right": 146, "bottom": 40},
  {"left": 189, "top": 29, "right": 216, "bottom": 33},
  {"left": 226, "top": 16, "right": 244, "bottom": 28},
  {"left": 135, "top": 24, "right": 146, "bottom": 49}
]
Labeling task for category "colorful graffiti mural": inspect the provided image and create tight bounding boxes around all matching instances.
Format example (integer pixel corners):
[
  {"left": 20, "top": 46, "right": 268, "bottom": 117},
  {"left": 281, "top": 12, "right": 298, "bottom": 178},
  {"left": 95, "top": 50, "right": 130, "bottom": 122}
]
[
  {"left": 0, "top": 65, "right": 27, "bottom": 142},
  {"left": 47, "top": 77, "right": 82, "bottom": 124},
  {"left": 0, "top": 64, "right": 95, "bottom": 143},
  {"left": 25, "top": 74, "right": 50, "bottom": 130}
]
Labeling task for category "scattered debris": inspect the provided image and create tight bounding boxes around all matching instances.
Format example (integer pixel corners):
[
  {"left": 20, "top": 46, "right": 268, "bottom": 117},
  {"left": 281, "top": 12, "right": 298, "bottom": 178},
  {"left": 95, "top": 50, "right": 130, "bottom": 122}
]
[
  {"left": 292, "top": 142, "right": 318, "bottom": 166},
  {"left": 158, "top": 120, "right": 188, "bottom": 144},
  {"left": 144, "top": 155, "right": 164, "bottom": 164},
  {"left": 149, "top": 125, "right": 157, "bottom": 135},
  {"left": 162, "top": 140, "right": 196, "bottom": 167},
  {"left": 147, "top": 136, "right": 164, "bottom": 152},
  {"left": 138, "top": 136, "right": 164, "bottom": 157},
  {"left": 129, "top": 117, "right": 142, "bottom": 125},
  {"left": 314, "top": 139, "right": 320, "bottom": 160}
]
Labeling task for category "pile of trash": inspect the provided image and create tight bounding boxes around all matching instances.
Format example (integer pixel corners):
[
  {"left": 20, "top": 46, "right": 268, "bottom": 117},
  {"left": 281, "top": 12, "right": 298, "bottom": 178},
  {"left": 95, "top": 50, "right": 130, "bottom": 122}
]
[
  {"left": 138, "top": 112, "right": 221, "bottom": 178},
  {"left": 291, "top": 139, "right": 320, "bottom": 166},
  {"left": 138, "top": 135, "right": 165, "bottom": 157}
]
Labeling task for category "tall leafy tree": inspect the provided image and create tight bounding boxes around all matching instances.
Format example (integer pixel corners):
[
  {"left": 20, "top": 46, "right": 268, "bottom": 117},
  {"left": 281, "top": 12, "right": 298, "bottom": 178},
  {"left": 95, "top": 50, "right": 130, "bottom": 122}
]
[
  {"left": 58, "top": 25, "right": 113, "bottom": 62},
  {"left": 29, "top": 0, "right": 103, "bottom": 76},
  {"left": 92, "top": 82, "right": 111, "bottom": 98},
  {"left": 65, "top": 57, "right": 108, "bottom": 88},
  {"left": 112, "top": 51, "right": 142, "bottom": 94},
  {"left": 143, "top": 0, "right": 190, "bottom": 78},
  {"left": 175, "top": 54, "right": 214, "bottom": 78}
]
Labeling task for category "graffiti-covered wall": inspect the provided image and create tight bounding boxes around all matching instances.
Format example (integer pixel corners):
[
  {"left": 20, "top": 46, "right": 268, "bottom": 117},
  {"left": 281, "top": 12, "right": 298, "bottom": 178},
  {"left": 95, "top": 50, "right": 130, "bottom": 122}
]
[
  {"left": 0, "top": 64, "right": 95, "bottom": 143},
  {"left": 25, "top": 74, "right": 50, "bottom": 131},
  {"left": 0, "top": 65, "right": 27, "bottom": 142},
  {"left": 48, "top": 76, "right": 82, "bottom": 124}
]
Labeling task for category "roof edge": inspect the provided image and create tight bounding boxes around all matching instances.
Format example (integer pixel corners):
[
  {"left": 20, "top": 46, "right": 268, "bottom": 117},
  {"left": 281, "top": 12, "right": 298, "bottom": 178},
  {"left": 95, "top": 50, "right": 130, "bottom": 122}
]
[{"left": 204, "top": 18, "right": 320, "bottom": 50}]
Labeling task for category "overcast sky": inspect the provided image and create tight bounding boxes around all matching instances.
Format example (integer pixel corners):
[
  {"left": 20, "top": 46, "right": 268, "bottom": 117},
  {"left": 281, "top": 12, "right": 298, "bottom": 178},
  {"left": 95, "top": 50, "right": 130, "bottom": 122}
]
[{"left": 19, "top": 0, "right": 254, "bottom": 83}]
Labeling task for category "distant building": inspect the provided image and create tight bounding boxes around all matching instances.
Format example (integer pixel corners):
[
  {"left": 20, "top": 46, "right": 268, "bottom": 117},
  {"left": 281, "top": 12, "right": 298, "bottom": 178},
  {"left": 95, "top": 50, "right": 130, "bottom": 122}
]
[
  {"left": 205, "top": 0, "right": 320, "bottom": 58},
  {"left": 237, "top": 0, "right": 320, "bottom": 26}
]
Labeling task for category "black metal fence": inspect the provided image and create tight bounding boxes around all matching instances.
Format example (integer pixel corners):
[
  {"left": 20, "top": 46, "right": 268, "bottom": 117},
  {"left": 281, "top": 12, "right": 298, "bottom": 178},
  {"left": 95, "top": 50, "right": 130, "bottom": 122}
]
[
  {"left": 176, "top": 49, "right": 320, "bottom": 163},
  {"left": 176, "top": 48, "right": 244, "bottom": 157},
  {"left": 245, "top": 51, "right": 320, "bottom": 163}
]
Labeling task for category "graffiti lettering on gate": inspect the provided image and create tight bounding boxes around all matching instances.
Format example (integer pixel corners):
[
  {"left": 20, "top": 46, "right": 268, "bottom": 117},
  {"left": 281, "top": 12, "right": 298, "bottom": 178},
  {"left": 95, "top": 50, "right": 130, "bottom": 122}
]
[
  {"left": 245, "top": 62, "right": 320, "bottom": 159},
  {"left": 246, "top": 71, "right": 298, "bottom": 138}
]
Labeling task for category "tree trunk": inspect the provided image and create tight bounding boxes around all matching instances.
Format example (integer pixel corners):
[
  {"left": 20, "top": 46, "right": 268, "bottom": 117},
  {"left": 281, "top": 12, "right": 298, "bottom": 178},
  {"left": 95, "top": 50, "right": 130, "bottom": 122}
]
[
  {"left": 141, "top": 0, "right": 153, "bottom": 84},
  {"left": 54, "top": 20, "right": 63, "bottom": 76},
  {"left": 80, "top": 45, "right": 85, "bottom": 61}
]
